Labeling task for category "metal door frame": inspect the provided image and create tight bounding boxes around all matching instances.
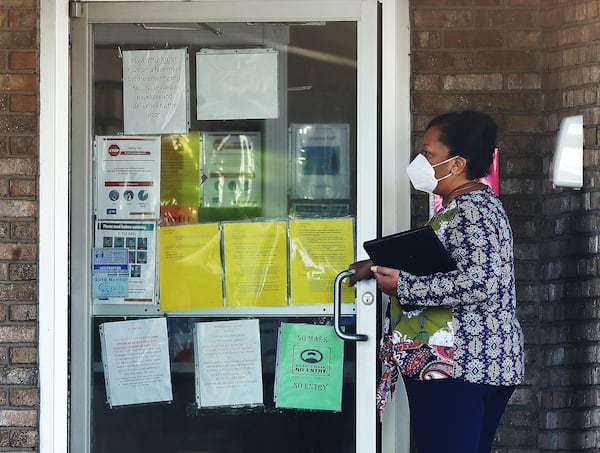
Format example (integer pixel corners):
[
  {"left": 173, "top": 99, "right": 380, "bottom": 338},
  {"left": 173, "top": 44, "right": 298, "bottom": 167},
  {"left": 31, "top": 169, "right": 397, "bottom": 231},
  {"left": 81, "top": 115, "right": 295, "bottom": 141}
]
[{"left": 39, "top": 1, "right": 412, "bottom": 452}]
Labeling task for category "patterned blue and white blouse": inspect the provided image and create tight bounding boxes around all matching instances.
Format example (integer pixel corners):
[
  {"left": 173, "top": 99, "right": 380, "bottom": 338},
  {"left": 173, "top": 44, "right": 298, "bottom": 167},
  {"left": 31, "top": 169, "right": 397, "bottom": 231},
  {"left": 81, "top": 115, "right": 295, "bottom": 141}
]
[{"left": 389, "top": 186, "right": 524, "bottom": 387}]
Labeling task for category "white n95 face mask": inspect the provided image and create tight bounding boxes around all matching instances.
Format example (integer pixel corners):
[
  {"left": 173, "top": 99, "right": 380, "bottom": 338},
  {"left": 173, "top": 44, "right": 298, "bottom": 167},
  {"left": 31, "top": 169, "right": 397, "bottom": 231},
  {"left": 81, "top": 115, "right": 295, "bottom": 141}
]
[{"left": 406, "top": 154, "right": 456, "bottom": 193}]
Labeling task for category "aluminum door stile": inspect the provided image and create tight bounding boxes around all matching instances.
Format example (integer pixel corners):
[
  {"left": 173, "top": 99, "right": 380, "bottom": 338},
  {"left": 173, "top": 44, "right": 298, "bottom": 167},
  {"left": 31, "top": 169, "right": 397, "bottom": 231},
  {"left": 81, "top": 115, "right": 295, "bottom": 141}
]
[{"left": 355, "top": 1, "right": 379, "bottom": 452}]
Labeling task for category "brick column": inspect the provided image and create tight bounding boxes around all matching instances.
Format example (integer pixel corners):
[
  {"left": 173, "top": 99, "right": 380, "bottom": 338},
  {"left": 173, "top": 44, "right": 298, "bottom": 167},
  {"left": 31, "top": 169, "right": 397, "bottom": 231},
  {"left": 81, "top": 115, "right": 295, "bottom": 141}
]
[
  {"left": 410, "top": 1, "right": 543, "bottom": 451},
  {"left": 0, "top": 0, "right": 39, "bottom": 450}
]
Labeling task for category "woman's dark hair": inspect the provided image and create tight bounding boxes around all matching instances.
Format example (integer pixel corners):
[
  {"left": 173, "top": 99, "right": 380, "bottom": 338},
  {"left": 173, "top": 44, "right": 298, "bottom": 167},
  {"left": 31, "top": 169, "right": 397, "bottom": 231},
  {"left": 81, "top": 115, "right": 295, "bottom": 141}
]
[{"left": 426, "top": 110, "right": 497, "bottom": 179}]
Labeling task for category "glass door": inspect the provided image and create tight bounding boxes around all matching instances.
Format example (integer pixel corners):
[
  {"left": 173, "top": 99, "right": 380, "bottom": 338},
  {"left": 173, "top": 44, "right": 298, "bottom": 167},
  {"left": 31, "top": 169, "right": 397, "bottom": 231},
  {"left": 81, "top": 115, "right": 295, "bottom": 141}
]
[{"left": 70, "top": 1, "right": 379, "bottom": 452}]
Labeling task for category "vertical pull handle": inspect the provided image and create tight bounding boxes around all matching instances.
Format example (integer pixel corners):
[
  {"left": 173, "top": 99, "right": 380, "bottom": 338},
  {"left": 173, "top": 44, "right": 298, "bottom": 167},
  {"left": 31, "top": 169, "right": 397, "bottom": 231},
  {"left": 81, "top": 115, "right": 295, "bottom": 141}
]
[{"left": 333, "top": 270, "right": 368, "bottom": 342}]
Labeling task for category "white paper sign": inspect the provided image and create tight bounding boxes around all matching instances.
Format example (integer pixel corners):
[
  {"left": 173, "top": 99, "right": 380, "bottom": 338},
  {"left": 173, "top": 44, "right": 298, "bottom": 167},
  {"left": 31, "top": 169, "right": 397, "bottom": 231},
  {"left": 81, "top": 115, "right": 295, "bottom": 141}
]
[
  {"left": 196, "top": 48, "right": 278, "bottom": 120},
  {"left": 194, "top": 319, "right": 263, "bottom": 408},
  {"left": 95, "top": 135, "right": 161, "bottom": 220},
  {"left": 123, "top": 48, "right": 190, "bottom": 134},
  {"left": 100, "top": 317, "right": 173, "bottom": 408}
]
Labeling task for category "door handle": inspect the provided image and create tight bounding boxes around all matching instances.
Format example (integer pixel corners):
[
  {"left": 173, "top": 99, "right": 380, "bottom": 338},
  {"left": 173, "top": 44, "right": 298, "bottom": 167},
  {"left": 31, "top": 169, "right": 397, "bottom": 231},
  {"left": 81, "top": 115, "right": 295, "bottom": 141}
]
[{"left": 333, "top": 269, "right": 368, "bottom": 342}]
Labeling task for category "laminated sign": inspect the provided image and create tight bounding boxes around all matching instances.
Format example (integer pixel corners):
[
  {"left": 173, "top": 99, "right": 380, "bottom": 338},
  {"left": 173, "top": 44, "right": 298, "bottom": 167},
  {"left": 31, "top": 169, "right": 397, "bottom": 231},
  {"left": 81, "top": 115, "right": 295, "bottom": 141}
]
[{"left": 274, "top": 323, "right": 344, "bottom": 412}]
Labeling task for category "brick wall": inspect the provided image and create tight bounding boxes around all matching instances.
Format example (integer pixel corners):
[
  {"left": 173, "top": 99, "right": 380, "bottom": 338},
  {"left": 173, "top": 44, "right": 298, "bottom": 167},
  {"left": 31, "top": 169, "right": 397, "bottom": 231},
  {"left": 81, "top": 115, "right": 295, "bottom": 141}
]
[
  {"left": 411, "top": 0, "right": 599, "bottom": 452},
  {"left": 538, "top": 1, "right": 600, "bottom": 452},
  {"left": 0, "top": 0, "right": 39, "bottom": 451}
]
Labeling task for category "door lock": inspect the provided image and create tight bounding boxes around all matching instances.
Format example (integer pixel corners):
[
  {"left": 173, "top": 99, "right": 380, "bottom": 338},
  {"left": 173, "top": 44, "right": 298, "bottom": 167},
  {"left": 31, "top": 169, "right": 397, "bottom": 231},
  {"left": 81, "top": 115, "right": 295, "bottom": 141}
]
[{"left": 361, "top": 292, "right": 374, "bottom": 305}]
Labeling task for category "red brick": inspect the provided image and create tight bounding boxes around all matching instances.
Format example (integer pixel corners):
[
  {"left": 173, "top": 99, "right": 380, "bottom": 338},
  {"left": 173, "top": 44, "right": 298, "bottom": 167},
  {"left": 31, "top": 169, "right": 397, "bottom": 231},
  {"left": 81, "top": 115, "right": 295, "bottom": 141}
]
[
  {"left": 0, "top": 326, "right": 35, "bottom": 343},
  {"left": 0, "top": 409, "right": 36, "bottom": 427},
  {"left": 0, "top": 74, "right": 36, "bottom": 91},
  {"left": 9, "top": 347, "right": 36, "bottom": 364},
  {"left": 9, "top": 388, "right": 37, "bottom": 407},
  {"left": 506, "top": 114, "right": 542, "bottom": 133},
  {"left": 0, "top": 116, "right": 36, "bottom": 134},
  {"left": 8, "top": 10, "right": 36, "bottom": 29},
  {"left": 413, "top": 9, "right": 473, "bottom": 28},
  {"left": 0, "top": 31, "right": 35, "bottom": 49},
  {"left": 10, "top": 94, "right": 36, "bottom": 112},
  {"left": 507, "top": 30, "right": 541, "bottom": 49},
  {"left": 444, "top": 30, "right": 504, "bottom": 48},
  {"left": 0, "top": 158, "right": 36, "bottom": 176},
  {"left": 443, "top": 73, "right": 503, "bottom": 91},
  {"left": 9, "top": 179, "right": 36, "bottom": 197},
  {"left": 475, "top": 10, "right": 536, "bottom": 28},
  {"left": 413, "top": 93, "right": 473, "bottom": 112},
  {"left": 476, "top": 50, "right": 538, "bottom": 71},
  {"left": 412, "top": 31, "right": 441, "bottom": 49},
  {"left": 474, "top": 93, "right": 539, "bottom": 112},
  {"left": 0, "top": 243, "right": 37, "bottom": 260},
  {"left": 10, "top": 429, "right": 37, "bottom": 448},
  {"left": 8, "top": 51, "right": 35, "bottom": 70},
  {"left": 509, "top": 0, "right": 542, "bottom": 5},
  {"left": 446, "top": 0, "right": 502, "bottom": 5},
  {"left": 8, "top": 263, "right": 38, "bottom": 282},
  {"left": 10, "top": 221, "right": 36, "bottom": 240},
  {"left": 507, "top": 73, "right": 541, "bottom": 90},
  {"left": 9, "top": 304, "right": 36, "bottom": 321},
  {"left": 413, "top": 74, "right": 441, "bottom": 91},
  {"left": 8, "top": 136, "right": 37, "bottom": 155},
  {"left": 1, "top": 0, "right": 37, "bottom": 6},
  {"left": 412, "top": 52, "right": 474, "bottom": 71}
]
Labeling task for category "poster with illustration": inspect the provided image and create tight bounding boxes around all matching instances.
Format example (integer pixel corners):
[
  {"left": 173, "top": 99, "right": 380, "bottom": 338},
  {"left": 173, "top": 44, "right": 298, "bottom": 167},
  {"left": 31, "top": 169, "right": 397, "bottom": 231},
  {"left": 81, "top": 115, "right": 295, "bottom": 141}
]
[{"left": 95, "top": 135, "right": 161, "bottom": 220}]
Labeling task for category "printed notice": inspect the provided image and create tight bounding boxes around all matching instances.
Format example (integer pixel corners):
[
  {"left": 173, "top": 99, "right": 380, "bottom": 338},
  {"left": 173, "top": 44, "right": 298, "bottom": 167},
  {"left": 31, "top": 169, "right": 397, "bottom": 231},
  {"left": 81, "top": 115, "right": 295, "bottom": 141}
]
[
  {"left": 92, "top": 247, "right": 129, "bottom": 299},
  {"left": 196, "top": 48, "right": 278, "bottom": 120},
  {"left": 289, "top": 218, "right": 355, "bottom": 305},
  {"left": 274, "top": 323, "right": 344, "bottom": 411},
  {"left": 222, "top": 221, "right": 287, "bottom": 307},
  {"left": 99, "top": 317, "right": 173, "bottom": 408},
  {"left": 160, "top": 132, "right": 201, "bottom": 225},
  {"left": 159, "top": 223, "right": 223, "bottom": 310},
  {"left": 123, "top": 48, "right": 190, "bottom": 134},
  {"left": 94, "top": 221, "right": 157, "bottom": 304},
  {"left": 194, "top": 319, "right": 263, "bottom": 408},
  {"left": 95, "top": 135, "right": 161, "bottom": 220},
  {"left": 201, "top": 132, "right": 262, "bottom": 208},
  {"left": 291, "top": 124, "right": 350, "bottom": 200}
]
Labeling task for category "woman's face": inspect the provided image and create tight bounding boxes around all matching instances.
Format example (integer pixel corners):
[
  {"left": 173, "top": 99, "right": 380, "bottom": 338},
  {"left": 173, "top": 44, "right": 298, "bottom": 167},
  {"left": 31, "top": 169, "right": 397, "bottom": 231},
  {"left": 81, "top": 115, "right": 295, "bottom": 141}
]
[{"left": 422, "top": 126, "right": 453, "bottom": 175}]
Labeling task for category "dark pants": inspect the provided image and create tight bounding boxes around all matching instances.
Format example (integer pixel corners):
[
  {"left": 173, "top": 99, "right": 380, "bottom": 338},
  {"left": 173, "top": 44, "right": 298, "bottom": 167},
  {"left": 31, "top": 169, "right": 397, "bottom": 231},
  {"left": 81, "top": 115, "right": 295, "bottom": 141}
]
[{"left": 402, "top": 376, "right": 516, "bottom": 453}]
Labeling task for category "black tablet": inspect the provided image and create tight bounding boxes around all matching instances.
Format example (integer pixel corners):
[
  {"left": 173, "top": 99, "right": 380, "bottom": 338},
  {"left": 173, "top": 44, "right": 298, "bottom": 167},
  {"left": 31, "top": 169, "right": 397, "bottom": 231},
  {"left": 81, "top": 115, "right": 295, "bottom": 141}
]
[{"left": 363, "top": 225, "right": 457, "bottom": 276}]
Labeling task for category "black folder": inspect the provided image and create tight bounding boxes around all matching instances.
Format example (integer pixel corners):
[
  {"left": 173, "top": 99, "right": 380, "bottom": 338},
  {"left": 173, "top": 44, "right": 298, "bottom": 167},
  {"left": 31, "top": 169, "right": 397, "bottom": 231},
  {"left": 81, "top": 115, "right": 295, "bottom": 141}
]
[{"left": 363, "top": 225, "right": 457, "bottom": 276}]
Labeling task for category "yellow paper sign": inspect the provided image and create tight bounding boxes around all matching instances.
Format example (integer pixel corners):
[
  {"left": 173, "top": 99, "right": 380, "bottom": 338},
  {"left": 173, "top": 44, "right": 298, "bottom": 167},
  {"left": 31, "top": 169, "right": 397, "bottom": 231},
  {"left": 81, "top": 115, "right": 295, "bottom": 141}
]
[
  {"left": 289, "top": 218, "right": 355, "bottom": 305},
  {"left": 223, "top": 221, "right": 287, "bottom": 307},
  {"left": 159, "top": 223, "right": 222, "bottom": 310}
]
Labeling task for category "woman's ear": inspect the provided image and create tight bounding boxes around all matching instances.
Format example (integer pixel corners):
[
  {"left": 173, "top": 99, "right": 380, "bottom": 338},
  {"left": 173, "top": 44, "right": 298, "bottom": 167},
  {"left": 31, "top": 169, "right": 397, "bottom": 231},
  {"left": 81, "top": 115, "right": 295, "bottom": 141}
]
[{"left": 452, "top": 156, "right": 468, "bottom": 175}]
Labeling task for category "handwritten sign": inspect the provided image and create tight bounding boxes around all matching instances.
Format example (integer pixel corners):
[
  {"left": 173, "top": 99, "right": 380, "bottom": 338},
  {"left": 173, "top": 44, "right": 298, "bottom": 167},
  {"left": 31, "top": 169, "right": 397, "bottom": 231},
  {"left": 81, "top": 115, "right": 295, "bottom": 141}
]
[{"left": 123, "top": 48, "right": 190, "bottom": 134}]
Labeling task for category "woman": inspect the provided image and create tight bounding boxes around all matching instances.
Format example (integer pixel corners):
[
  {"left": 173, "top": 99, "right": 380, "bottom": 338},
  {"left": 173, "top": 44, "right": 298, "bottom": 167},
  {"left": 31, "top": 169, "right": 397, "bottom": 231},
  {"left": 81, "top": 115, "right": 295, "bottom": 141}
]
[{"left": 351, "top": 111, "right": 524, "bottom": 453}]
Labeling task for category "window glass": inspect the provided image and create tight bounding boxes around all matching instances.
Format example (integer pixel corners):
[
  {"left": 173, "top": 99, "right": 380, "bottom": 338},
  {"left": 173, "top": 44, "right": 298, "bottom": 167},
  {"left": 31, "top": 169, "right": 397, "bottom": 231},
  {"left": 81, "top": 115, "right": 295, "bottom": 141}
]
[{"left": 90, "top": 21, "right": 358, "bottom": 453}]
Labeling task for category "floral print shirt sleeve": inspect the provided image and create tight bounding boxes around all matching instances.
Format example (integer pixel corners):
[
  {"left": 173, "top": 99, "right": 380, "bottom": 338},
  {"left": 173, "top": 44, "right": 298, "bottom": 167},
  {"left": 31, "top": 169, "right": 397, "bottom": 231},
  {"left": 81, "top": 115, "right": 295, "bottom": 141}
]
[
  {"left": 395, "top": 187, "right": 524, "bottom": 386},
  {"left": 397, "top": 189, "right": 504, "bottom": 308}
]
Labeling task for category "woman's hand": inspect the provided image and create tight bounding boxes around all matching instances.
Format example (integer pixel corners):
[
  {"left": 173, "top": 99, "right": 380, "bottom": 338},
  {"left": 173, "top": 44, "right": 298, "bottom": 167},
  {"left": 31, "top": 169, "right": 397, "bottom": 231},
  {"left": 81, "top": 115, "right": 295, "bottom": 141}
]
[
  {"left": 371, "top": 265, "right": 400, "bottom": 297},
  {"left": 347, "top": 259, "right": 374, "bottom": 286}
]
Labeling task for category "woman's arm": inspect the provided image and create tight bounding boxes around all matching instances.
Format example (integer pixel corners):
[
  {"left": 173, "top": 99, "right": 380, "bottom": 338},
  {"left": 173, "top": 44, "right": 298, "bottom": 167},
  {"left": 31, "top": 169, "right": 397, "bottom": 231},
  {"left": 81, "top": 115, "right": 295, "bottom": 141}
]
[{"left": 391, "top": 200, "right": 505, "bottom": 307}]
